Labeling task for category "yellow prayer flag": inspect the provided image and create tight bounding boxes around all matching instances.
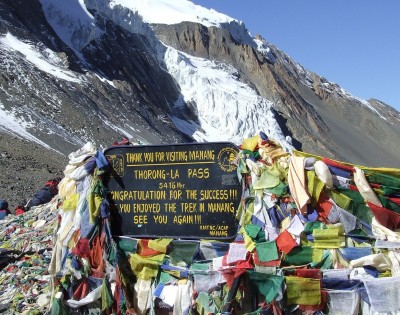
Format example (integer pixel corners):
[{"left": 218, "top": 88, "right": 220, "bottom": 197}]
[
  {"left": 148, "top": 238, "right": 173, "bottom": 253},
  {"left": 286, "top": 276, "right": 321, "bottom": 305},
  {"left": 242, "top": 135, "right": 261, "bottom": 151},
  {"left": 244, "top": 233, "right": 256, "bottom": 252},
  {"left": 62, "top": 193, "right": 79, "bottom": 211}
]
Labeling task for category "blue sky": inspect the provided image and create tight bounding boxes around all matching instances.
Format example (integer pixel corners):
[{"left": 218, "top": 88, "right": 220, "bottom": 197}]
[{"left": 191, "top": 0, "right": 400, "bottom": 111}]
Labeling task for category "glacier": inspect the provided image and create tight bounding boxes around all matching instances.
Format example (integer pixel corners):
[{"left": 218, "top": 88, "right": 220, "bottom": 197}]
[{"left": 36, "top": 0, "right": 291, "bottom": 150}]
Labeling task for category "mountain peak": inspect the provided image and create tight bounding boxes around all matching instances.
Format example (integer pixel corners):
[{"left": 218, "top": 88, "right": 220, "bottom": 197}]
[{"left": 108, "top": 0, "right": 236, "bottom": 26}]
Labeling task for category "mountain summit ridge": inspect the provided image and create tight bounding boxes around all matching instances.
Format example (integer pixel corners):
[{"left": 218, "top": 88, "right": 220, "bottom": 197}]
[{"left": 0, "top": 0, "right": 399, "bottom": 208}]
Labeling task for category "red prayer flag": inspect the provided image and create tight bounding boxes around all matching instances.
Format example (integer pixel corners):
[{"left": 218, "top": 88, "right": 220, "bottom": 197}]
[
  {"left": 368, "top": 202, "right": 400, "bottom": 230},
  {"left": 276, "top": 230, "right": 297, "bottom": 254}
]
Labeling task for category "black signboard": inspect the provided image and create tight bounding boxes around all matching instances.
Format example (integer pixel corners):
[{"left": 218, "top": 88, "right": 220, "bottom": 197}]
[{"left": 105, "top": 142, "right": 241, "bottom": 240}]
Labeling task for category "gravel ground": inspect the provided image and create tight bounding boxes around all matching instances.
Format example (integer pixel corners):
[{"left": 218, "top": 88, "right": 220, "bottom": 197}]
[{"left": 0, "top": 132, "right": 68, "bottom": 212}]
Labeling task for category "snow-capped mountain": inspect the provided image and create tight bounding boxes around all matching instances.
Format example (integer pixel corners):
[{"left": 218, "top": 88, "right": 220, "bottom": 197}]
[{"left": 0, "top": 0, "right": 399, "bottom": 207}]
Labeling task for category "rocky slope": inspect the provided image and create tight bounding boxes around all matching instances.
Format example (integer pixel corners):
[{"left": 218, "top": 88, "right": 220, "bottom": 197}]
[
  {"left": 0, "top": 0, "right": 399, "bottom": 209},
  {"left": 152, "top": 24, "right": 400, "bottom": 166}
]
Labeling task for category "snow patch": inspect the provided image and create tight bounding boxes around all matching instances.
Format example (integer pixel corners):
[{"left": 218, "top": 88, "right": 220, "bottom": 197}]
[
  {"left": 338, "top": 87, "right": 387, "bottom": 120},
  {"left": 254, "top": 38, "right": 276, "bottom": 64},
  {"left": 109, "top": 0, "right": 234, "bottom": 27},
  {"left": 103, "top": 120, "right": 134, "bottom": 139},
  {"left": 86, "top": 0, "right": 253, "bottom": 47},
  {"left": 0, "top": 103, "right": 54, "bottom": 150},
  {"left": 0, "top": 33, "right": 81, "bottom": 83},
  {"left": 94, "top": 73, "right": 116, "bottom": 88},
  {"left": 39, "top": 0, "right": 100, "bottom": 52}
]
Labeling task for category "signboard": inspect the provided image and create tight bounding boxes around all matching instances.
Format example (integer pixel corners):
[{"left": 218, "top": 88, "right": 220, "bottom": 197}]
[{"left": 105, "top": 142, "right": 241, "bottom": 240}]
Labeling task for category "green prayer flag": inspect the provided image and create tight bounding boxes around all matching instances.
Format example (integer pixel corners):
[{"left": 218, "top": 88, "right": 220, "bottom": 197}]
[
  {"left": 242, "top": 149, "right": 261, "bottom": 159},
  {"left": 50, "top": 298, "right": 69, "bottom": 315},
  {"left": 247, "top": 271, "right": 284, "bottom": 303},
  {"left": 255, "top": 241, "right": 278, "bottom": 262},
  {"left": 101, "top": 278, "right": 113, "bottom": 312},
  {"left": 381, "top": 185, "right": 400, "bottom": 195},
  {"left": 244, "top": 224, "right": 262, "bottom": 239},
  {"left": 191, "top": 262, "right": 211, "bottom": 271},
  {"left": 336, "top": 187, "right": 374, "bottom": 224},
  {"left": 169, "top": 241, "right": 199, "bottom": 266},
  {"left": 364, "top": 171, "right": 400, "bottom": 188},
  {"left": 267, "top": 181, "right": 287, "bottom": 196},
  {"left": 196, "top": 292, "right": 217, "bottom": 314},
  {"left": 303, "top": 221, "right": 324, "bottom": 235},
  {"left": 284, "top": 246, "right": 314, "bottom": 266},
  {"left": 118, "top": 238, "right": 138, "bottom": 253},
  {"left": 379, "top": 196, "right": 400, "bottom": 214},
  {"left": 158, "top": 271, "right": 172, "bottom": 284}
]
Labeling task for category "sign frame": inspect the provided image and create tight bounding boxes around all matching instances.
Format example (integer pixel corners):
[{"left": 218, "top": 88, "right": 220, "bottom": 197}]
[{"left": 105, "top": 142, "right": 241, "bottom": 240}]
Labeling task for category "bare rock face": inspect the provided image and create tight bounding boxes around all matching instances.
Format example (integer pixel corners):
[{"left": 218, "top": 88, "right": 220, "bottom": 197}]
[{"left": 313, "top": 76, "right": 333, "bottom": 101}]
